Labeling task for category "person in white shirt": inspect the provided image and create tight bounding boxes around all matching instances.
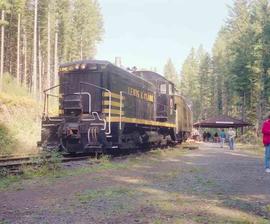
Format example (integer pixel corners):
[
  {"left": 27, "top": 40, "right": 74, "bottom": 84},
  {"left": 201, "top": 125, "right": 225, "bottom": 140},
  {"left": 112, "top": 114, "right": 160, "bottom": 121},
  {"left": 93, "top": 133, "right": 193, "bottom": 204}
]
[{"left": 227, "top": 128, "right": 236, "bottom": 150}]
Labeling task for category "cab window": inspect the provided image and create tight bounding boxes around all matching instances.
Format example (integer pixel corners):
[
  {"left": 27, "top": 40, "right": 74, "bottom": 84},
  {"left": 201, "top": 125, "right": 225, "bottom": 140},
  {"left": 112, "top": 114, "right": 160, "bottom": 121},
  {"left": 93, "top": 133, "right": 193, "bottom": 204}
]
[
  {"left": 168, "top": 84, "right": 173, "bottom": 95},
  {"left": 160, "top": 84, "right": 166, "bottom": 94}
]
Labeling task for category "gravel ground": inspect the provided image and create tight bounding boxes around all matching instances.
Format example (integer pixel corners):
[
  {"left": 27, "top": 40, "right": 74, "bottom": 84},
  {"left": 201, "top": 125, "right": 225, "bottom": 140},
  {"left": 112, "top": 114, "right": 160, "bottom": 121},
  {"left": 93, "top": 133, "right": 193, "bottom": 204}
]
[{"left": 0, "top": 143, "right": 270, "bottom": 224}]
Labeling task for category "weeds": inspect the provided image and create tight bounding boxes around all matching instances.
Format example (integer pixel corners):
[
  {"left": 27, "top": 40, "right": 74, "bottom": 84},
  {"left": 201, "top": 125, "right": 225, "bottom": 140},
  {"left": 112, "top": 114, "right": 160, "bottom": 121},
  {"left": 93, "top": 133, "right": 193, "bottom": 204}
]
[
  {"left": 0, "top": 123, "right": 16, "bottom": 155},
  {"left": 0, "top": 152, "right": 62, "bottom": 190},
  {"left": 0, "top": 153, "right": 128, "bottom": 190},
  {"left": 23, "top": 152, "right": 62, "bottom": 178},
  {"left": 0, "top": 168, "right": 9, "bottom": 178},
  {"left": 0, "top": 175, "right": 20, "bottom": 190}
]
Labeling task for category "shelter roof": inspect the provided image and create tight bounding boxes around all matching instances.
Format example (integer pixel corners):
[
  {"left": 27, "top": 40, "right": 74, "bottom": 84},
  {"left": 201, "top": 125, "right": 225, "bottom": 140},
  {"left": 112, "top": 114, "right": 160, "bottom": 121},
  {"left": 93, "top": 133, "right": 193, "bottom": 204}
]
[{"left": 194, "top": 115, "right": 251, "bottom": 128}]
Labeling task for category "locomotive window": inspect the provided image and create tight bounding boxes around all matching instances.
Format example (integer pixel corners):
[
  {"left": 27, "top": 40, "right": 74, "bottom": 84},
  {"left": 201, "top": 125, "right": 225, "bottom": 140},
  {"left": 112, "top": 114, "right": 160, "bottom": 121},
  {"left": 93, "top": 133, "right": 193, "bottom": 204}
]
[
  {"left": 160, "top": 84, "right": 166, "bottom": 94},
  {"left": 168, "top": 84, "right": 173, "bottom": 95}
]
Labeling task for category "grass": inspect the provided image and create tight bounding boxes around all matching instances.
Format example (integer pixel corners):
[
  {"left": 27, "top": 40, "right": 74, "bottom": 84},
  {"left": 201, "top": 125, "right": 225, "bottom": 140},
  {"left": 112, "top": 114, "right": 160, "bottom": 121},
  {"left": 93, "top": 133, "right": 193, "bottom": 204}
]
[
  {"left": 0, "top": 154, "right": 129, "bottom": 191},
  {"left": 0, "top": 146, "right": 187, "bottom": 191},
  {"left": 0, "top": 174, "right": 21, "bottom": 190},
  {"left": 0, "top": 152, "right": 62, "bottom": 189}
]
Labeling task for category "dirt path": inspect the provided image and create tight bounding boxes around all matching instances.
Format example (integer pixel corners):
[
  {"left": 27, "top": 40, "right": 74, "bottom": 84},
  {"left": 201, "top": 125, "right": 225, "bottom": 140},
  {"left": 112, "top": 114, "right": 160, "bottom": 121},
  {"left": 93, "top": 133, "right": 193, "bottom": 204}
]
[{"left": 1, "top": 143, "right": 270, "bottom": 224}]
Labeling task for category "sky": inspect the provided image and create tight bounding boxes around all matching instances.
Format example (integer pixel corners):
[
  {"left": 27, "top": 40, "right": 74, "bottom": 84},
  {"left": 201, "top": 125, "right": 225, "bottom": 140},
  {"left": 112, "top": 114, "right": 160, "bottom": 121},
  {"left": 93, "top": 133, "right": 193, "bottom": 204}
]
[{"left": 96, "top": 0, "right": 233, "bottom": 73}]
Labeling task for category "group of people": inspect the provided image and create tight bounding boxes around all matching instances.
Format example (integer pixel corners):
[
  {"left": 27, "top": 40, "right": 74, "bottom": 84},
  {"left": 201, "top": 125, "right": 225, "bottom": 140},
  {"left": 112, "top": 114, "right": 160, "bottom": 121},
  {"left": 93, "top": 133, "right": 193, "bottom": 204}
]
[
  {"left": 200, "top": 115, "right": 270, "bottom": 173},
  {"left": 194, "top": 115, "right": 270, "bottom": 173},
  {"left": 202, "top": 128, "right": 236, "bottom": 150}
]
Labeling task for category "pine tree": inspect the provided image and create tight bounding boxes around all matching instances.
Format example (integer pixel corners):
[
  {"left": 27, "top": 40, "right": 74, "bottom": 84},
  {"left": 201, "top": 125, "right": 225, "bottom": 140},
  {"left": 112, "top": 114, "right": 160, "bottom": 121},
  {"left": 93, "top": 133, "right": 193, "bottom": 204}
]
[
  {"left": 163, "top": 58, "right": 179, "bottom": 88},
  {"left": 0, "top": 0, "right": 104, "bottom": 95}
]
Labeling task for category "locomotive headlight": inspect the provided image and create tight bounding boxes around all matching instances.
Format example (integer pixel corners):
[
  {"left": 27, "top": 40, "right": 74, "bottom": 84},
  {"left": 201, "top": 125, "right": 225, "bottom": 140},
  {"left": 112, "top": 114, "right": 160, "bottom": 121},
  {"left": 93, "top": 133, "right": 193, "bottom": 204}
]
[
  {"left": 80, "top": 64, "right": 86, "bottom": 70},
  {"left": 75, "top": 64, "right": 80, "bottom": 70}
]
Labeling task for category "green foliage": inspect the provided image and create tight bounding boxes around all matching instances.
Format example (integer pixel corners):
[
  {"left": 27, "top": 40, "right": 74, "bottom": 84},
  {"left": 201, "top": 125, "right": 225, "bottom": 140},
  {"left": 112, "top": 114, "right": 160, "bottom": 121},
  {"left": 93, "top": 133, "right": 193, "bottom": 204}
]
[
  {"left": 0, "top": 123, "right": 15, "bottom": 154},
  {"left": 0, "top": 74, "right": 40, "bottom": 155},
  {"left": 180, "top": 46, "right": 215, "bottom": 120},
  {"left": 163, "top": 58, "right": 179, "bottom": 88},
  {"left": 1, "top": 0, "right": 103, "bottom": 95},
  {"left": 180, "top": 0, "right": 270, "bottom": 131},
  {"left": 23, "top": 152, "right": 62, "bottom": 178}
]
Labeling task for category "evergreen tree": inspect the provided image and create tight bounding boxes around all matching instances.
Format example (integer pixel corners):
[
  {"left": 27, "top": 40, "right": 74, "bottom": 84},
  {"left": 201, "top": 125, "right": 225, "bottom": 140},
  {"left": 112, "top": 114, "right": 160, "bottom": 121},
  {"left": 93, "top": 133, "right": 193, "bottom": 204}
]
[
  {"left": 0, "top": 0, "right": 104, "bottom": 96},
  {"left": 163, "top": 58, "right": 179, "bottom": 88}
]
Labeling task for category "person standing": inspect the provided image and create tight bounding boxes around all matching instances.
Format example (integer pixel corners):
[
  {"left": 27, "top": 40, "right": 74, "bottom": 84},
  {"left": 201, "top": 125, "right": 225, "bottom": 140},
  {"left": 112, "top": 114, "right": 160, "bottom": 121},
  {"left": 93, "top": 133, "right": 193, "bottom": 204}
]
[
  {"left": 262, "top": 115, "right": 270, "bottom": 173},
  {"left": 203, "top": 131, "right": 207, "bottom": 142},
  {"left": 219, "top": 129, "right": 226, "bottom": 148},
  {"left": 214, "top": 132, "right": 219, "bottom": 142},
  {"left": 227, "top": 128, "right": 236, "bottom": 150}
]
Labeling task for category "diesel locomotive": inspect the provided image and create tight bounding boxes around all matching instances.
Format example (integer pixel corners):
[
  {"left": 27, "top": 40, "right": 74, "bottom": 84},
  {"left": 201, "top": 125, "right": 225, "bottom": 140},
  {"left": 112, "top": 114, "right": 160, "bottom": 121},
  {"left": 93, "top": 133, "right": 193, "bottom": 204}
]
[{"left": 40, "top": 60, "right": 192, "bottom": 153}]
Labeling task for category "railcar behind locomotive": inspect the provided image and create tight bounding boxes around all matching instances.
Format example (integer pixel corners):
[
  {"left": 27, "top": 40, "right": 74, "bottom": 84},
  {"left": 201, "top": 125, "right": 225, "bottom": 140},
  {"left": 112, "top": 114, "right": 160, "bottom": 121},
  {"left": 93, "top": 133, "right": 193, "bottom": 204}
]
[{"left": 40, "top": 60, "right": 192, "bottom": 153}]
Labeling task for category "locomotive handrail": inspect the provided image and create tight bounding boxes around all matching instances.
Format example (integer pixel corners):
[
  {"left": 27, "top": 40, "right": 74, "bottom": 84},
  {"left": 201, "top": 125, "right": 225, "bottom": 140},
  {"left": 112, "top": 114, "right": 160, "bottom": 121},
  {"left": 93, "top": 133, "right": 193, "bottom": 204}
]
[
  {"left": 43, "top": 82, "right": 69, "bottom": 118},
  {"left": 74, "top": 92, "right": 91, "bottom": 113},
  {"left": 120, "top": 91, "right": 124, "bottom": 130},
  {"left": 79, "top": 82, "right": 112, "bottom": 135},
  {"left": 44, "top": 93, "right": 64, "bottom": 122}
]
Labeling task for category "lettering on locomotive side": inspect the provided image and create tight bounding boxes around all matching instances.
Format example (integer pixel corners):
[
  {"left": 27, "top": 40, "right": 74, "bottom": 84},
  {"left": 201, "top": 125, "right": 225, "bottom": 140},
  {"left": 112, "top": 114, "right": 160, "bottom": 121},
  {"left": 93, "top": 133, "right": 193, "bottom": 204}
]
[
  {"left": 128, "top": 87, "right": 154, "bottom": 103},
  {"left": 59, "top": 66, "right": 75, "bottom": 72}
]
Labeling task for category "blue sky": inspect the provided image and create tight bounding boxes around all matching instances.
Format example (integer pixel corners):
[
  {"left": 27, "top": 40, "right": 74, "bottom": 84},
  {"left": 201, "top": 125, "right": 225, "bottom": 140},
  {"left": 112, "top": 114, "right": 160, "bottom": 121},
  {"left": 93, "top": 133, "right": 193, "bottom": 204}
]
[{"left": 96, "top": 0, "right": 233, "bottom": 73}]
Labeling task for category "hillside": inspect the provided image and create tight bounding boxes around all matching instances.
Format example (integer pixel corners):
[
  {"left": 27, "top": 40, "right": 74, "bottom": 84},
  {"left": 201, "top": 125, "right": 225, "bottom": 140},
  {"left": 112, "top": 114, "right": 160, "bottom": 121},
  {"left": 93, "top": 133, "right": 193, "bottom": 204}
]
[{"left": 0, "top": 75, "right": 41, "bottom": 155}]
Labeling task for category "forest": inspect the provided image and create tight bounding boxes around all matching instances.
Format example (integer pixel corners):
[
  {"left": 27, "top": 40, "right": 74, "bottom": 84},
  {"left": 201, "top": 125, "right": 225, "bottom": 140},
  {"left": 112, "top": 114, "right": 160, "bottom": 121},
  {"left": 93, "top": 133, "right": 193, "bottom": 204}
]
[
  {"left": 0, "top": 0, "right": 103, "bottom": 98},
  {"left": 164, "top": 0, "right": 270, "bottom": 134},
  {"left": 0, "top": 0, "right": 103, "bottom": 154},
  {"left": 0, "top": 0, "right": 269, "bottom": 137}
]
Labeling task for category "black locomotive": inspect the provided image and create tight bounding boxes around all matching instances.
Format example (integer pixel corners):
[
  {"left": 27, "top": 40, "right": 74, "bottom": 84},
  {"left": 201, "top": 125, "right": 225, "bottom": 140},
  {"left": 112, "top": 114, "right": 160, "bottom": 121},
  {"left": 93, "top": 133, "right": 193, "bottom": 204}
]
[{"left": 40, "top": 60, "right": 192, "bottom": 153}]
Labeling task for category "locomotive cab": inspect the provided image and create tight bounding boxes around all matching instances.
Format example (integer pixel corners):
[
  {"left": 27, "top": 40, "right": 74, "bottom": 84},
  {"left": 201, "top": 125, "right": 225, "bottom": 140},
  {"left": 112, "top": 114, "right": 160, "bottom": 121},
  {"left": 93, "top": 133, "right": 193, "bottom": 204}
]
[{"left": 133, "top": 71, "right": 176, "bottom": 123}]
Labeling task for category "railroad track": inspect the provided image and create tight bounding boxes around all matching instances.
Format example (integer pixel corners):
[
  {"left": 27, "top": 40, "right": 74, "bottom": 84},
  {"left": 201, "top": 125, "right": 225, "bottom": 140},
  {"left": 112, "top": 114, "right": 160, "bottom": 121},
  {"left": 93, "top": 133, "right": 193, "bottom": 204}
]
[
  {"left": 0, "top": 146, "right": 184, "bottom": 175},
  {"left": 0, "top": 154, "right": 97, "bottom": 174}
]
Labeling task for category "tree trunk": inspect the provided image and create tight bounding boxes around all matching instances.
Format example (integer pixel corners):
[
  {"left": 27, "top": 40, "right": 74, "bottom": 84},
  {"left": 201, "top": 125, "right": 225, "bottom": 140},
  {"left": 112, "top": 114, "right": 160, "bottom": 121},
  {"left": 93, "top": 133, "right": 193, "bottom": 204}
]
[
  {"left": 32, "top": 0, "right": 38, "bottom": 95},
  {"left": 54, "top": 21, "right": 58, "bottom": 87},
  {"left": 0, "top": 10, "right": 5, "bottom": 92},
  {"left": 17, "top": 13, "right": 21, "bottom": 85},
  {"left": 47, "top": 7, "right": 51, "bottom": 90},
  {"left": 38, "top": 29, "right": 42, "bottom": 100},
  {"left": 23, "top": 30, "right": 27, "bottom": 88}
]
